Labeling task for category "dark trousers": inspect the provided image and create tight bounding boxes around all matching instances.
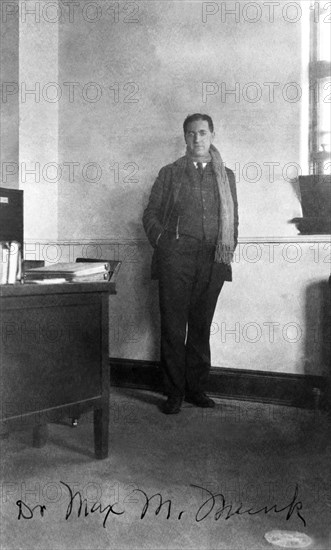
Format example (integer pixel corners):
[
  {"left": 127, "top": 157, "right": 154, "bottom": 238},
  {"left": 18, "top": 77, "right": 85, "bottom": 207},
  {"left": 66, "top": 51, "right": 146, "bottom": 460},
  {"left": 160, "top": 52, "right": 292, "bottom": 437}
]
[{"left": 158, "top": 233, "right": 225, "bottom": 398}]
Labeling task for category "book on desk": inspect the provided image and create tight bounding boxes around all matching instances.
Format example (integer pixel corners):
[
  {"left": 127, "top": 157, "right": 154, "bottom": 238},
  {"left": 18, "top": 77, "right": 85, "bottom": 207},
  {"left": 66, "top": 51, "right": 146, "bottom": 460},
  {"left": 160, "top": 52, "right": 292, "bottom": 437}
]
[
  {"left": 0, "top": 241, "right": 22, "bottom": 285},
  {"left": 0, "top": 187, "right": 24, "bottom": 285},
  {"left": 23, "top": 259, "right": 121, "bottom": 284}
]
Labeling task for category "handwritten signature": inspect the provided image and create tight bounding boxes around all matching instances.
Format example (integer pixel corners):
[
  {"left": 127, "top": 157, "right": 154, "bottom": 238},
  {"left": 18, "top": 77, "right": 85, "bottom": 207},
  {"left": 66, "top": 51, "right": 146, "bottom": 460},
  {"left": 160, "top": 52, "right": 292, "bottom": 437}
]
[{"left": 15, "top": 482, "right": 306, "bottom": 528}]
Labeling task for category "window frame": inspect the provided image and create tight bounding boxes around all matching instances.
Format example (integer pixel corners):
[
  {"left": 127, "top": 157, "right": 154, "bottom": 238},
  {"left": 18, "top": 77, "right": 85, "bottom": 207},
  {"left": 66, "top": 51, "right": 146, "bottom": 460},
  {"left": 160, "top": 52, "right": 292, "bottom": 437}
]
[{"left": 309, "top": 4, "right": 331, "bottom": 175}]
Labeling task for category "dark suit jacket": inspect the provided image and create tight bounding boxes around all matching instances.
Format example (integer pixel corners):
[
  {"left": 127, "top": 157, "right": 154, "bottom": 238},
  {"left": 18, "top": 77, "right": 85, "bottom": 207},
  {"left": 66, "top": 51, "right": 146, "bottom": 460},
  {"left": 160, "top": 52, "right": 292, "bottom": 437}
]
[{"left": 143, "top": 155, "right": 239, "bottom": 281}]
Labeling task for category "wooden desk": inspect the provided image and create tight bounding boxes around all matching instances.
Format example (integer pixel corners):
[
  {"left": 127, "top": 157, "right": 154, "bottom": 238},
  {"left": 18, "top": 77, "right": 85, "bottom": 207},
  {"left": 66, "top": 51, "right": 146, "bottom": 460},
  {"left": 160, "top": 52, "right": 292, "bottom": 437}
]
[{"left": 0, "top": 281, "right": 116, "bottom": 459}]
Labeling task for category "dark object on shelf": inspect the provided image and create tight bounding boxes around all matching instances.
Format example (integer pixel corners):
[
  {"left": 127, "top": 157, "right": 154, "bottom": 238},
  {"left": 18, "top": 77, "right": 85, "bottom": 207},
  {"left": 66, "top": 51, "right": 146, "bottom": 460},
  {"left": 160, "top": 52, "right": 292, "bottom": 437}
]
[
  {"left": 0, "top": 188, "right": 24, "bottom": 249},
  {"left": 291, "top": 217, "right": 331, "bottom": 234},
  {"left": 290, "top": 175, "right": 331, "bottom": 234}
]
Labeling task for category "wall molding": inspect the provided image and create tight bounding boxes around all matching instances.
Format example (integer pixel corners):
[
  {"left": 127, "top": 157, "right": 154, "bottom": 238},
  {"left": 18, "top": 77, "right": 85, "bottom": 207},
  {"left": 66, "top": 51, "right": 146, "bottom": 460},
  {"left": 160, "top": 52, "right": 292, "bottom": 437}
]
[
  {"left": 24, "top": 235, "right": 331, "bottom": 246},
  {"left": 110, "top": 358, "right": 328, "bottom": 410}
]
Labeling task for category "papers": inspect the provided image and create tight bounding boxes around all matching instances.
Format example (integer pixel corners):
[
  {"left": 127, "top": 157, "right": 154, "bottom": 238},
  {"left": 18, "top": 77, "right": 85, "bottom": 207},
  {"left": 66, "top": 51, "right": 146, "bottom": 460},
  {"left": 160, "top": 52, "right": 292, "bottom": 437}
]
[
  {"left": 0, "top": 241, "right": 22, "bottom": 285},
  {"left": 26, "top": 278, "right": 68, "bottom": 285}
]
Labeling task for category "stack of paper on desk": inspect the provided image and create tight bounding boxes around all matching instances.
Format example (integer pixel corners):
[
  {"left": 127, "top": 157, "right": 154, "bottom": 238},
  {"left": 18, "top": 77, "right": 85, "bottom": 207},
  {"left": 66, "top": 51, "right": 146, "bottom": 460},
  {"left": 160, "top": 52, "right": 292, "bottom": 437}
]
[{"left": 24, "top": 261, "right": 112, "bottom": 283}]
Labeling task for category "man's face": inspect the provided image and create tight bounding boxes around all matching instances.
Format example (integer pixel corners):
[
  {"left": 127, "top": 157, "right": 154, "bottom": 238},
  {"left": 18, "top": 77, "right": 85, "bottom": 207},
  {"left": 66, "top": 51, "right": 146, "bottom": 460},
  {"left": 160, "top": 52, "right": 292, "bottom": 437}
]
[{"left": 185, "top": 119, "right": 215, "bottom": 157}]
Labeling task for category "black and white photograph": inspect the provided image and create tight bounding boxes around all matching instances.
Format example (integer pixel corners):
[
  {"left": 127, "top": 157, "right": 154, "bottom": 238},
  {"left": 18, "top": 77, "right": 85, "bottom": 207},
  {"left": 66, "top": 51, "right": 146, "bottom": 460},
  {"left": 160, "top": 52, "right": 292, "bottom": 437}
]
[{"left": 0, "top": 1, "right": 330, "bottom": 549}]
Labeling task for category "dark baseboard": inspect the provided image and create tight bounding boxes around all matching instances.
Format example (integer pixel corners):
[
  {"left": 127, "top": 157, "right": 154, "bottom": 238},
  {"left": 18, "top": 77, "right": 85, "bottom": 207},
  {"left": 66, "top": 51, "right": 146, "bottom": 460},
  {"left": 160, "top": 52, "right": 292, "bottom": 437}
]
[{"left": 110, "top": 358, "right": 329, "bottom": 409}]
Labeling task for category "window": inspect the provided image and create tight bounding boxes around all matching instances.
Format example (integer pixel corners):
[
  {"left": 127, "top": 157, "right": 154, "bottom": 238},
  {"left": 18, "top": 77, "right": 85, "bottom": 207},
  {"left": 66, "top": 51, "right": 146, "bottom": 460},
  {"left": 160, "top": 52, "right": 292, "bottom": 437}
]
[{"left": 309, "top": 1, "right": 331, "bottom": 175}]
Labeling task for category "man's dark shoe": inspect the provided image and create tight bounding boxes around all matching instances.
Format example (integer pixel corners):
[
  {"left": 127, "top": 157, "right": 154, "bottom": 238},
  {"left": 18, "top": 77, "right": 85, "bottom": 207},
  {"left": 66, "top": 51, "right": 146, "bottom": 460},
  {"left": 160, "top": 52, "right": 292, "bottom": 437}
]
[
  {"left": 162, "top": 396, "right": 182, "bottom": 414},
  {"left": 185, "top": 392, "right": 215, "bottom": 408}
]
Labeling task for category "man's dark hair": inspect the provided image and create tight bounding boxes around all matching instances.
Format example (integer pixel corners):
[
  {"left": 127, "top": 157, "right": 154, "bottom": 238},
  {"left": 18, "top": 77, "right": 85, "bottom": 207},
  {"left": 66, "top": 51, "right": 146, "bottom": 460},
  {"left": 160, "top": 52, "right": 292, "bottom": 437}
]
[{"left": 183, "top": 113, "right": 214, "bottom": 134}]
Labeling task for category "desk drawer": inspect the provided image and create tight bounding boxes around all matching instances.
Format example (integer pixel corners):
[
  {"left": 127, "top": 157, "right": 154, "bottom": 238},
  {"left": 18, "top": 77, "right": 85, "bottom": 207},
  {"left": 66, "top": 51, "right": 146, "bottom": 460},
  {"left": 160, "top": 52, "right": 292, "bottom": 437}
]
[{"left": 0, "top": 301, "right": 103, "bottom": 419}]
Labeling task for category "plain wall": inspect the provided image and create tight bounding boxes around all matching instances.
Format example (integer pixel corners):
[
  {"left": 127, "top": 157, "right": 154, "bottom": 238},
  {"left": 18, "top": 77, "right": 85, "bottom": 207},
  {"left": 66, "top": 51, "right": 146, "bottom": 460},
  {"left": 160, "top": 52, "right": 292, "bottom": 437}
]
[
  {"left": 19, "top": 2, "right": 59, "bottom": 240},
  {"left": 0, "top": 0, "right": 19, "bottom": 189}
]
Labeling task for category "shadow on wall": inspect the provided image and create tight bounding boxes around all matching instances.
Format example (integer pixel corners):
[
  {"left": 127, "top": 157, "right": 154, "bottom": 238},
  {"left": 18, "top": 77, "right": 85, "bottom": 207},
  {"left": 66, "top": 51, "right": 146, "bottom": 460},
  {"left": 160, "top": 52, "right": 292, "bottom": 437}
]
[{"left": 304, "top": 278, "right": 331, "bottom": 406}]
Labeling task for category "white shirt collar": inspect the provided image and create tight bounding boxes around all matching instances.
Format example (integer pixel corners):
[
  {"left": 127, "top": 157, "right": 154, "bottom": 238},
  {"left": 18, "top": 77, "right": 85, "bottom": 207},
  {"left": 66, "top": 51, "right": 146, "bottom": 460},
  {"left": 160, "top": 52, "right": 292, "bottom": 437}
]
[{"left": 193, "top": 161, "right": 207, "bottom": 168}]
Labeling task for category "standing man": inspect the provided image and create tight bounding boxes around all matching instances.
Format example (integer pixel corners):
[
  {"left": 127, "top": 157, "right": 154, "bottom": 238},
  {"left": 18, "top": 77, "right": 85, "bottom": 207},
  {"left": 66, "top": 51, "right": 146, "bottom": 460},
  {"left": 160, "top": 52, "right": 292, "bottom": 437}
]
[{"left": 143, "top": 114, "right": 238, "bottom": 414}]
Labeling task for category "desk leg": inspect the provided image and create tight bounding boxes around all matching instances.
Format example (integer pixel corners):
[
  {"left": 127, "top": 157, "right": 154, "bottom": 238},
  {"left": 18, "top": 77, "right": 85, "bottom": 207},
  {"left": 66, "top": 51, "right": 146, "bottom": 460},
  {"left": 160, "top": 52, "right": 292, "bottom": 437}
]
[
  {"left": 94, "top": 406, "right": 109, "bottom": 459},
  {"left": 33, "top": 424, "right": 48, "bottom": 448}
]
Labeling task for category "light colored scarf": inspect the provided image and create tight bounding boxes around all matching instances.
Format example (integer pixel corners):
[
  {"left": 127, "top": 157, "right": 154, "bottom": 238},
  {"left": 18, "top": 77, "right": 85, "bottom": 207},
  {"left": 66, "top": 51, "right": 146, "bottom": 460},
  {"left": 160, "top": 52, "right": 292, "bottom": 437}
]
[{"left": 186, "top": 144, "right": 235, "bottom": 264}]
